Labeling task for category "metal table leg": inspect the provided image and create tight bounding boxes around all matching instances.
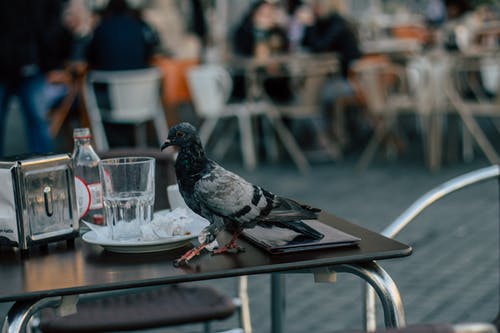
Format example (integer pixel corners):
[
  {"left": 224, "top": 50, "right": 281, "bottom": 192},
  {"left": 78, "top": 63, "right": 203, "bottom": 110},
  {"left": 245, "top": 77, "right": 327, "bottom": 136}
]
[
  {"left": 271, "top": 273, "right": 285, "bottom": 333},
  {"left": 270, "top": 261, "right": 406, "bottom": 333},
  {"left": 334, "top": 262, "right": 406, "bottom": 329}
]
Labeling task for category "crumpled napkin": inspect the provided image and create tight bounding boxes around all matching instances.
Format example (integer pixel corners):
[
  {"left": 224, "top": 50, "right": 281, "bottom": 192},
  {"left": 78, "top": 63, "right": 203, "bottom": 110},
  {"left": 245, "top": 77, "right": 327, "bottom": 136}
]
[
  {"left": 141, "top": 208, "right": 195, "bottom": 241},
  {"left": 84, "top": 208, "right": 199, "bottom": 242}
]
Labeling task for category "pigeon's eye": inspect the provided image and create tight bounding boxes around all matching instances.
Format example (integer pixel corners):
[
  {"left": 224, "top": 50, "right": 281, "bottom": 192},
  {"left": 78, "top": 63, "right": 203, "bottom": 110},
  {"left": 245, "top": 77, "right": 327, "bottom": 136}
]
[{"left": 176, "top": 131, "right": 185, "bottom": 138}]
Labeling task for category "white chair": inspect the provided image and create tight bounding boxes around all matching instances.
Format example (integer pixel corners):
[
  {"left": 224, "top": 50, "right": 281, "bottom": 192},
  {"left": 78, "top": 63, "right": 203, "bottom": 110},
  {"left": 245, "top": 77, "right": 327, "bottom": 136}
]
[
  {"left": 187, "top": 64, "right": 265, "bottom": 171},
  {"left": 188, "top": 64, "right": 312, "bottom": 173},
  {"left": 83, "top": 68, "right": 169, "bottom": 151}
]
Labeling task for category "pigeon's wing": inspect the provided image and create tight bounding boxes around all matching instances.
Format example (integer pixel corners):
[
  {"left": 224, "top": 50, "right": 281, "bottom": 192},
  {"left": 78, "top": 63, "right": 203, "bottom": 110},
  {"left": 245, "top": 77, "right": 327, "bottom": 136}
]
[{"left": 193, "top": 164, "right": 273, "bottom": 223}]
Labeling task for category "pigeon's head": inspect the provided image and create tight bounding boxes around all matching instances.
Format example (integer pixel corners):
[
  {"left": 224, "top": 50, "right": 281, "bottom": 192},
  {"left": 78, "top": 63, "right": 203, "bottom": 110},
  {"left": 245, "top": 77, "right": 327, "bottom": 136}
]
[{"left": 161, "top": 122, "right": 201, "bottom": 151}]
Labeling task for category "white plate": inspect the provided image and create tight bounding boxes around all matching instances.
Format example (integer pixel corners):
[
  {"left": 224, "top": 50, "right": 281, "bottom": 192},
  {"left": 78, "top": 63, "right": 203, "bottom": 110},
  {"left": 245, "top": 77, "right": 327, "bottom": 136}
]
[{"left": 82, "top": 209, "right": 208, "bottom": 253}]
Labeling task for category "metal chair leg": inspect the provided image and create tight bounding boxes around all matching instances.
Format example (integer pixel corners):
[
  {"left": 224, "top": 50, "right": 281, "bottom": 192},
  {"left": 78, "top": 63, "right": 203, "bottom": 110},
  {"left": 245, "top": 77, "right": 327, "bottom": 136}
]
[{"left": 2, "top": 297, "right": 62, "bottom": 333}]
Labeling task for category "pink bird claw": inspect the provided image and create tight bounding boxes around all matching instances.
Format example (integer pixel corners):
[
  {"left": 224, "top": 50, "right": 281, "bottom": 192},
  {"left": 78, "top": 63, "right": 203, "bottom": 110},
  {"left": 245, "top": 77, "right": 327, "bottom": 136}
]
[
  {"left": 173, "top": 243, "right": 209, "bottom": 266},
  {"left": 212, "top": 241, "right": 245, "bottom": 255}
]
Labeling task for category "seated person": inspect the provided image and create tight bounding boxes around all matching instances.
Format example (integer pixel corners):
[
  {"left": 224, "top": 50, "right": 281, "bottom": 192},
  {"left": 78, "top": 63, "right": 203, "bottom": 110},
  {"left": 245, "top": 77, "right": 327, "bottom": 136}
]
[
  {"left": 298, "top": 0, "right": 363, "bottom": 146},
  {"left": 231, "top": 1, "right": 292, "bottom": 103},
  {"left": 86, "top": 0, "right": 161, "bottom": 147},
  {"left": 86, "top": 0, "right": 160, "bottom": 71}
]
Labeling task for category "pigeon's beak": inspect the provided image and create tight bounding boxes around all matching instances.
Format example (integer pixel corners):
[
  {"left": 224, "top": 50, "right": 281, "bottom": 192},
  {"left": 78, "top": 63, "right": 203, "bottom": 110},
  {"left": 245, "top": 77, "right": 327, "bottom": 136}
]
[{"left": 160, "top": 139, "right": 172, "bottom": 151}]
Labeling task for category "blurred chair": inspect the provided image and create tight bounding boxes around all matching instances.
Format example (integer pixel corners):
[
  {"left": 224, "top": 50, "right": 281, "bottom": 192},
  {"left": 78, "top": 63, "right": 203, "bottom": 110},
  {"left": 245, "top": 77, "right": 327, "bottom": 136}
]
[
  {"left": 350, "top": 57, "right": 424, "bottom": 169},
  {"left": 37, "top": 278, "right": 252, "bottom": 333},
  {"left": 188, "top": 63, "right": 312, "bottom": 173},
  {"left": 187, "top": 64, "right": 266, "bottom": 171},
  {"left": 391, "top": 24, "right": 430, "bottom": 45},
  {"left": 49, "top": 65, "right": 89, "bottom": 139},
  {"left": 363, "top": 165, "right": 500, "bottom": 332},
  {"left": 153, "top": 57, "right": 199, "bottom": 125},
  {"left": 83, "top": 67, "right": 169, "bottom": 151},
  {"left": 273, "top": 55, "right": 343, "bottom": 161},
  {"left": 443, "top": 54, "right": 500, "bottom": 165}
]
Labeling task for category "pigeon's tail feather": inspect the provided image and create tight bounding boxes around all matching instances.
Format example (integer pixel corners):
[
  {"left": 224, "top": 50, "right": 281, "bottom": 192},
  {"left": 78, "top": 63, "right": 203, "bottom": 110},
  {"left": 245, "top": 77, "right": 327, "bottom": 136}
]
[
  {"left": 261, "top": 197, "right": 320, "bottom": 222},
  {"left": 275, "top": 220, "right": 324, "bottom": 240}
]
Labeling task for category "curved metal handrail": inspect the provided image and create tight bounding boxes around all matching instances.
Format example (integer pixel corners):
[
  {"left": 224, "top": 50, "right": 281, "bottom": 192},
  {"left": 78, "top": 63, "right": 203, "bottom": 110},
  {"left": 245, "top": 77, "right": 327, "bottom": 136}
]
[
  {"left": 365, "top": 164, "right": 500, "bottom": 331},
  {"left": 382, "top": 164, "right": 499, "bottom": 238}
]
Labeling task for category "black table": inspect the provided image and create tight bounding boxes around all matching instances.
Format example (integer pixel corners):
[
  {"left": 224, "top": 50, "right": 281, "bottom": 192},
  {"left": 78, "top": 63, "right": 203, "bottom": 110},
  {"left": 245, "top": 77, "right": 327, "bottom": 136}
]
[{"left": 0, "top": 212, "right": 411, "bottom": 333}]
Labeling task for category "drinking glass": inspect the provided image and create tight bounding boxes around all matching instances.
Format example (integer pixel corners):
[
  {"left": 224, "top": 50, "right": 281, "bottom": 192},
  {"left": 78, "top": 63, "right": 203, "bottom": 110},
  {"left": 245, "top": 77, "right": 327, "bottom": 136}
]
[{"left": 99, "top": 157, "right": 155, "bottom": 240}]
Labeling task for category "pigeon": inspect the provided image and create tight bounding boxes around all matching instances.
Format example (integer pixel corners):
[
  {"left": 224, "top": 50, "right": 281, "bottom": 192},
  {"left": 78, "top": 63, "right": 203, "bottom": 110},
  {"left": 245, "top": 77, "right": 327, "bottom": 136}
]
[{"left": 160, "top": 122, "right": 323, "bottom": 266}]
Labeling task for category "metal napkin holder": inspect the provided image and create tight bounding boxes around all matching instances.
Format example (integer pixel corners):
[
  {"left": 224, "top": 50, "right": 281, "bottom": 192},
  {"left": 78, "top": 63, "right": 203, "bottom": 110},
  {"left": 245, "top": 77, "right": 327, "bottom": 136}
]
[{"left": 0, "top": 154, "right": 79, "bottom": 250}]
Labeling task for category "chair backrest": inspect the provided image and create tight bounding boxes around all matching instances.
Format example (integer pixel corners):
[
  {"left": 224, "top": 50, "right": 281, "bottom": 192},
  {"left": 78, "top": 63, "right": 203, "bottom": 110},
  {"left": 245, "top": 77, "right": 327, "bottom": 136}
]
[
  {"left": 447, "top": 55, "right": 500, "bottom": 108},
  {"left": 351, "top": 60, "right": 392, "bottom": 114},
  {"left": 86, "top": 68, "right": 163, "bottom": 122},
  {"left": 352, "top": 58, "right": 414, "bottom": 115},
  {"left": 405, "top": 56, "right": 433, "bottom": 114},
  {"left": 291, "top": 57, "right": 338, "bottom": 108},
  {"left": 187, "top": 65, "right": 233, "bottom": 118},
  {"left": 480, "top": 56, "right": 500, "bottom": 96},
  {"left": 84, "top": 67, "right": 167, "bottom": 151}
]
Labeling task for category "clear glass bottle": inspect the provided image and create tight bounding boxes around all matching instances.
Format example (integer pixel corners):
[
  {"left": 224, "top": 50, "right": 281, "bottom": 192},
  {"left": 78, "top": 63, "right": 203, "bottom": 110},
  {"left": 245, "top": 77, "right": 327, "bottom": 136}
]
[{"left": 72, "top": 128, "right": 104, "bottom": 227}]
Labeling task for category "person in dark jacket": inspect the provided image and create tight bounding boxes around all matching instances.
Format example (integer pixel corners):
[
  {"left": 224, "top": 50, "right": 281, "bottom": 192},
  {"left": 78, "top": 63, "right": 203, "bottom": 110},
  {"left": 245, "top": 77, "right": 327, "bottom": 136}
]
[
  {"left": 85, "top": 0, "right": 161, "bottom": 147},
  {"left": 301, "top": 6, "right": 361, "bottom": 78},
  {"left": 86, "top": 0, "right": 160, "bottom": 71},
  {"left": 0, "top": 0, "right": 72, "bottom": 156},
  {"left": 298, "top": 0, "right": 362, "bottom": 142},
  {"left": 231, "top": 1, "right": 292, "bottom": 103}
]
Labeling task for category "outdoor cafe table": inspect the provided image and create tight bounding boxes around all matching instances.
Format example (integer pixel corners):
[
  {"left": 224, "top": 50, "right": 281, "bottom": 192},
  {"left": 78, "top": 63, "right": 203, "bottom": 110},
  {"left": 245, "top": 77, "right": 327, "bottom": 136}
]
[{"left": 0, "top": 212, "right": 412, "bottom": 333}]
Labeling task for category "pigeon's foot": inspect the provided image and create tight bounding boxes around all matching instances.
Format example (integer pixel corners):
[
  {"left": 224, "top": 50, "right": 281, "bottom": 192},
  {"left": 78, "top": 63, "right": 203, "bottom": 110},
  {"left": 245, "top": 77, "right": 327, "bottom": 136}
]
[
  {"left": 212, "top": 242, "right": 245, "bottom": 255},
  {"left": 211, "top": 232, "right": 244, "bottom": 255},
  {"left": 173, "top": 244, "right": 208, "bottom": 267}
]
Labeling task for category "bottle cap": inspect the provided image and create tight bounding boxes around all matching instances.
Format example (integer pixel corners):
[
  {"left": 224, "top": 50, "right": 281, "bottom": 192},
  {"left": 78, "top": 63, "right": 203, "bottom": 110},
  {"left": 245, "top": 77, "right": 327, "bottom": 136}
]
[{"left": 73, "top": 128, "right": 91, "bottom": 139}]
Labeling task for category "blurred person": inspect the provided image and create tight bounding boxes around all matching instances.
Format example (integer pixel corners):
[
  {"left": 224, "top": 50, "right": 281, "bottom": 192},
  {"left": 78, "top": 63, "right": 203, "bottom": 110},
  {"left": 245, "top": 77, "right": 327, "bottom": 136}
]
[
  {"left": 286, "top": 0, "right": 309, "bottom": 52},
  {"left": 85, "top": 0, "right": 162, "bottom": 147},
  {"left": 441, "top": 0, "right": 475, "bottom": 51},
  {"left": 63, "top": 0, "right": 95, "bottom": 66},
  {"left": 0, "top": 0, "right": 72, "bottom": 157},
  {"left": 300, "top": 0, "right": 360, "bottom": 84},
  {"left": 142, "top": 0, "right": 204, "bottom": 59},
  {"left": 298, "top": 0, "right": 363, "bottom": 146},
  {"left": 45, "top": 0, "right": 94, "bottom": 111},
  {"left": 232, "top": 1, "right": 292, "bottom": 103},
  {"left": 86, "top": 0, "right": 160, "bottom": 71}
]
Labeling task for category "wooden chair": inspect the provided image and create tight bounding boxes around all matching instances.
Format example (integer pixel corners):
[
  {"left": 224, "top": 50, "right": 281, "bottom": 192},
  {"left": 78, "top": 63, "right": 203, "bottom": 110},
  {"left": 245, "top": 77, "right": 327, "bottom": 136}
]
[
  {"left": 350, "top": 57, "right": 422, "bottom": 169},
  {"left": 153, "top": 57, "right": 199, "bottom": 126},
  {"left": 273, "top": 55, "right": 343, "bottom": 161},
  {"left": 443, "top": 54, "right": 500, "bottom": 165}
]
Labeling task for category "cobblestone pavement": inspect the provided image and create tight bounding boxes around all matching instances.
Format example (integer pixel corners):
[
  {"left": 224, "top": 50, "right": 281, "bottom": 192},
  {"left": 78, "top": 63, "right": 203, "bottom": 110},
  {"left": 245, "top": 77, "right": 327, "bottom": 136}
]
[{"left": 0, "top": 115, "right": 498, "bottom": 333}]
